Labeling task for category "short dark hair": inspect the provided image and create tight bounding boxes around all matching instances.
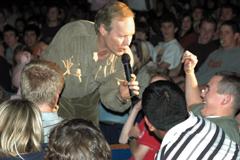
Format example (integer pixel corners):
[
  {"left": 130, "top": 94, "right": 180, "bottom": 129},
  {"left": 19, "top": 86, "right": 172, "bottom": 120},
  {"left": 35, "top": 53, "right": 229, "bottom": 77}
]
[
  {"left": 160, "top": 13, "right": 178, "bottom": 28},
  {"left": 199, "top": 16, "right": 217, "bottom": 31},
  {"left": 24, "top": 24, "right": 41, "bottom": 37},
  {"left": 3, "top": 25, "right": 18, "bottom": 37},
  {"left": 221, "top": 20, "right": 240, "bottom": 33},
  {"left": 45, "top": 119, "right": 111, "bottom": 160},
  {"left": 142, "top": 80, "right": 188, "bottom": 131}
]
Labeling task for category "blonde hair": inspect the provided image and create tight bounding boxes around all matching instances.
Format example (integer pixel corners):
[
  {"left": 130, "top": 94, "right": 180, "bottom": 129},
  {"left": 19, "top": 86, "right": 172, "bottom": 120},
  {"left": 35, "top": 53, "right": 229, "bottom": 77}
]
[
  {"left": 94, "top": 1, "right": 134, "bottom": 33},
  {"left": 0, "top": 99, "right": 42, "bottom": 157},
  {"left": 20, "top": 60, "right": 64, "bottom": 107}
]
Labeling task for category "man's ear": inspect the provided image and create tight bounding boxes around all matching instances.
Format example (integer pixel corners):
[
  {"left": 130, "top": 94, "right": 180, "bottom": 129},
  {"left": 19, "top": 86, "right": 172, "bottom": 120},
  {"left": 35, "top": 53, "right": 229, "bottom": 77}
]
[
  {"left": 99, "top": 24, "right": 107, "bottom": 36},
  {"left": 234, "top": 32, "right": 240, "bottom": 43},
  {"left": 221, "top": 94, "right": 232, "bottom": 106},
  {"left": 144, "top": 116, "right": 156, "bottom": 132},
  {"left": 174, "top": 27, "right": 178, "bottom": 33}
]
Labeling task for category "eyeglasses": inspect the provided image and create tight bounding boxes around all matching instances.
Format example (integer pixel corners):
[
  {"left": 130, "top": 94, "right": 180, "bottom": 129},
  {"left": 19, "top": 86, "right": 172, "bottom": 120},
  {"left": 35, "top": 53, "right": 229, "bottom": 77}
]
[{"left": 201, "top": 84, "right": 210, "bottom": 94}]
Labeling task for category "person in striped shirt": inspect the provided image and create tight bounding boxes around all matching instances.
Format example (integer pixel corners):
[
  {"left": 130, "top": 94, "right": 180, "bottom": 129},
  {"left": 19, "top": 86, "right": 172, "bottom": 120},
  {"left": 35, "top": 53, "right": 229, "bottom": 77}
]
[{"left": 142, "top": 80, "right": 240, "bottom": 160}]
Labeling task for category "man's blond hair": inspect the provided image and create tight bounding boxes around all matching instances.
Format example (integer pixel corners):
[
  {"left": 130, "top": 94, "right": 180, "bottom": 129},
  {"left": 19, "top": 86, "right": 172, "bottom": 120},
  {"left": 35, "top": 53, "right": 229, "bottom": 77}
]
[{"left": 21, "top": 60, "right": 64, "bottom": 107}]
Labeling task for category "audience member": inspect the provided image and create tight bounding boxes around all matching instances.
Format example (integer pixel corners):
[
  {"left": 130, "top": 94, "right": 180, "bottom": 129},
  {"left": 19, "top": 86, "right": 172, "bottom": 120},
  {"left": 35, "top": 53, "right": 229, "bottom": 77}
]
[
  {"left": 45, "top": 118, "right": 111, "bottom": 160},
  {"left": 23, "top": 24, "right": 43, "bottom": 58},
  {"left": 132, "top": 21, "right": 156, "bottom": 63},
  {"left": 155, "top": 13, "right": 183, "bottom": 77},
  {"left": 215, "top": 3, "right": 238, "bottom": 39},
  {"left": 20, "top": 60, "right": 64, "bottom": 143},
  {"left": 0, "top": 99, "right": 44, "bottom": 160},
  {"left": 142, "top": 80, "right": 240, "bottom": 159},
  {"left": 219, "top": 3, "right": 237, "bottom": 24},
  {"left": 14, "top": 18, "right": 26, "bottom": 43},
  {"left": 42, "top": 1, "right": 139, "bottom": 126},
  {"left": 192, "top": 6, "right": 204, "bottom": 33},
  {"left": 196, "top": 20, "right": 240, "bottom": 85},
  {"left": 187, "top": 16, "right": 219, "bottom": 71},
  {"left": 183, "top": 50, "right": 240, "bottom": 143},
  {"left": 41, "top": 4, "right": 63, "bottom": 44},
  {"left": 119, "top": 73, "right": 170, "bottom": 160},
  {"left": 3, "top": 24, "right": 21, "bottom": 65},
  {"left": 178, "top": 12, "right": 198, "bottom": 49},
  {"left": 11, "top": 45, "right": 32, "bottom": 91}
]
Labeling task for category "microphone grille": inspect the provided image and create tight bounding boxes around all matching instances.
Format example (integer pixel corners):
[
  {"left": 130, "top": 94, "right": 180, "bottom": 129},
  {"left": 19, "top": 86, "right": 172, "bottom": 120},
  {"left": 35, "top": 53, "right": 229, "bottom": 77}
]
[{"left": 121, "top": 53, "right": 130, "bottom": 64}]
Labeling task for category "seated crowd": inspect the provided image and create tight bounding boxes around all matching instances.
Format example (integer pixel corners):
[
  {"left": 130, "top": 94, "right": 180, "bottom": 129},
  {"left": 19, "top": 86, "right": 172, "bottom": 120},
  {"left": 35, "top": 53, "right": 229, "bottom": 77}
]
[{"left": 0, "top": 0, "right": 240, "bottom": 160}]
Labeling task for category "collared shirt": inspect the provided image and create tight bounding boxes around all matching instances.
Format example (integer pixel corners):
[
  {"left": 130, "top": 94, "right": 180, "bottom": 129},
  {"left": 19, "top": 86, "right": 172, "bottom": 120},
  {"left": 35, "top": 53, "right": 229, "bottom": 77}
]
[
  {"left": 157, "top": 112, "right": 240, "bottom": 160},
  {"left": 42, "top": 112, "right": 63, "bottom": 143}
]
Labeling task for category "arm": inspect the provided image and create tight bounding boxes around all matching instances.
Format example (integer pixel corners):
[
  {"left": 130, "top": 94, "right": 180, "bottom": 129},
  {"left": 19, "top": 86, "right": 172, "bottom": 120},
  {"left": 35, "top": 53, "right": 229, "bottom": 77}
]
[
  {"left": 182, "top": 51, "right": 202, "bottom": 109},
  {"left": 119, "top": 101, "right": 142, "bottom": 144},
  {"left": 130, "top": 144, "right": 150, "bottom": 160}
]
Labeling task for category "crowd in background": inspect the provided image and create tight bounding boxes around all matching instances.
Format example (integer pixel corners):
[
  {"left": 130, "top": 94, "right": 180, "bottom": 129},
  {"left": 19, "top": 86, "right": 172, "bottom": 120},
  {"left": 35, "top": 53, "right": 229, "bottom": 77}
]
[{"left": 0, "top": 0, "right": 240, "bottom": 159}]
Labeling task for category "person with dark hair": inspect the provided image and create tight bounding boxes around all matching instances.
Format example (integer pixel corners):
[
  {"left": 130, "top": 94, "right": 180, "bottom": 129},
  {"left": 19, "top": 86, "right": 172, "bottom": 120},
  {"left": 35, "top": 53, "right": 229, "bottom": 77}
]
[
  {"left": 155, "top": 13, "right": 183, "bottom": 78},
  {"left": 23, "top": 24, "right": 47, "bottom": 58},
  {"left": 43, "top": 1, "right": 139, "bottom": 126},
  {"left": 183, "top": 50, "right": 240, "bottom": 143},
  {"left": 192, "top": 6, "right": 204, "bottom": 33},
  {"left": 119, "top": 73, "right": 171, "bottom": 160},
  {"left": 3, "top": 24, "right": 21, "bottom": 65},
  {"left": 142, "top": 80, "right": 240, "bottom": 159},
  {"left": 41, "top": 4, "right": 63, "bottom": 44},
  {"left": 45, "top": 118, "right": 111, "bottom": 160},
  {"left": 187, "top": 16, "right": 219, "bottom": 72},
  {"left": 178, "top": 12, "right": 198, "bottom": 49},
  {"left": 196, "top": 20, "right": 240, "bottom": 85}
]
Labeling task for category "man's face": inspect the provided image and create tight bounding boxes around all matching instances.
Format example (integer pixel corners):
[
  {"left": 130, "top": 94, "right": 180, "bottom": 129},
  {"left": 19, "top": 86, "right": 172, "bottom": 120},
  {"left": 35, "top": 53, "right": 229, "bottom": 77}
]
[
  {"left": 4, "top": 31, "right": 18, "bottom": 48},
  {"left": 220, "top": 8, "right": 234, "bottom": 22},
  {"left": 102, "top": 17, "right": 135, "bottom": 56},
  {"left": 161, "top": 22, "right": 176, "bottom": 42},
  {"left": 201, "top": 76, "right": 224, "bottom": 116},
  {"left": 181, "top": 16, "right": 192, "bottom": 32},
  {"left": 24, "top": 31, "right": 38, "bottom": 47},
  {"left": 47, "top": 7, "right": 59, "bottom": 22},
  {"left": 219, "top": 25, "right": 236, "bottom": 49},
  {"left": 198, "top": 21, "right": 216, "bottom": 44},
  {"left": 192, "top": 8, "right": 203, "bottom": 21}
]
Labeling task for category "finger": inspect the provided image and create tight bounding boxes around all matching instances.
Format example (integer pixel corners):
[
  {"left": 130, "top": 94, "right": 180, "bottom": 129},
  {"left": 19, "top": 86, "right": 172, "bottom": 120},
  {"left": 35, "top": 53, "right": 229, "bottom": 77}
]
[
  {"left": 130, "top": 74, "right": 136, "bottom": 81},
  {"left": 129, "top": 85, "right": 140, "bottom": 91},
  {"left": 128, "top": 80, "right": 139, "bottom": 86}
]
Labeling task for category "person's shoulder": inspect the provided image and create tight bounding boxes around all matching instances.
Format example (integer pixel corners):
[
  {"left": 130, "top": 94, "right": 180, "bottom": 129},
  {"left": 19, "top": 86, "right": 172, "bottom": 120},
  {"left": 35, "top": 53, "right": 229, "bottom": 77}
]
[{"left": 57, "top": 20, "right": 96, "bottom": 36}]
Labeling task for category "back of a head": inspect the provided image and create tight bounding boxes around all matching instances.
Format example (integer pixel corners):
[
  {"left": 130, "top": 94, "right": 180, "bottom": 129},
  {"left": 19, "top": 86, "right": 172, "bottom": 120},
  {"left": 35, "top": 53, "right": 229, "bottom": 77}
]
[
  {"left": 94, "top": 1, "right": 134, "bottom": 33},
  {"left": 20, "top": 59, "right": 64, "bottom": 107},
  {"left": 0, "top": 99, "right": 42, "bottom": 157},
  {"left": 216, "top": 71, "right": 240, "bottom": 114},
  {"left": 142, "top": 80, "right": 189, "bottom": 131},
  {"left": 46, "top": 119, "right": 111, "bottom": 160}
]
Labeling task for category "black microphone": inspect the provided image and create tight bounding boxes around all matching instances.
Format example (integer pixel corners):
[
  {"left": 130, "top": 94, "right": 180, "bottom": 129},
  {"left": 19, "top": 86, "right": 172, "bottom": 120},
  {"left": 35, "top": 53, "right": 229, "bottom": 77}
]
[{"left": 121, "top": 53, "right": 134, "bottom": 97}]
